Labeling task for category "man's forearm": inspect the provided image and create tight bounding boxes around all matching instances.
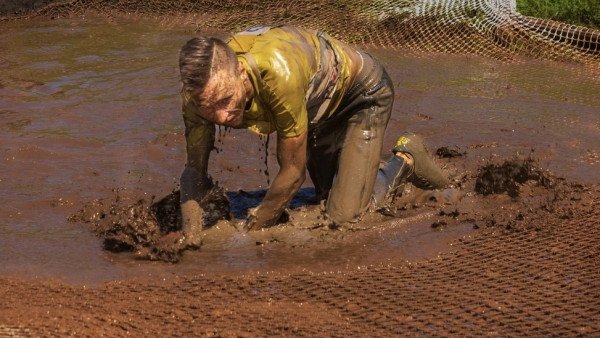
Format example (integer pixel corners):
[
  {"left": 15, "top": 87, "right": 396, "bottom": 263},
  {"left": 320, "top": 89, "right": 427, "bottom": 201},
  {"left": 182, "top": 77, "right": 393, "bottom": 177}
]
[
  {"left": 180, "top": 165, "right": 213, "bottom": 234},
  {"left": 180, "top": 119, "right": 215, "bottom": 235},
  {"left": 252, "top": 166, "right": 305, "bottom": 228},
  {"left": 249, "top": 131, "right": 308, "bottom": 229}
]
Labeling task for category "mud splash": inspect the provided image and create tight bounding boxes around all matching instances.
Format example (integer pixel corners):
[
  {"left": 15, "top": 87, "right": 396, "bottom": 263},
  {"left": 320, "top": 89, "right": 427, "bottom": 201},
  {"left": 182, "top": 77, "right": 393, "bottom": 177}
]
[
  {"left": 467, "top": 157, "right": 593, "bottom": 232},
  {"left": 475, "top": 156, "right": 553, "bottom": 197},
  {"left": 69, "top": 153, "right": 592, "bottom": 264},
  {"left": 69, "top": 185, "right": 232, "bottom": 262}
]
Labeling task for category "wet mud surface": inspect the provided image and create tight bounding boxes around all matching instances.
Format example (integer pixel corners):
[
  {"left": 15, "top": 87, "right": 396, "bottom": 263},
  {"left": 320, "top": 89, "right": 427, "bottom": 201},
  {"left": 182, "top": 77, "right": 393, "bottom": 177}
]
[
  {"left": 1, "top": 15, "right": 599, "bottom": 336},
  {"left": 69, "top": 155, "right": 591, "bottom": 267}
]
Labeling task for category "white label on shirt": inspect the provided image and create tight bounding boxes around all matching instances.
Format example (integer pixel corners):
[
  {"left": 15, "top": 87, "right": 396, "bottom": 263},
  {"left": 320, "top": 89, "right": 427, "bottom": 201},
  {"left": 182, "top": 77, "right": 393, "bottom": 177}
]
[{"left": 237, "top": 26, "right": 272, "bottom": 36}]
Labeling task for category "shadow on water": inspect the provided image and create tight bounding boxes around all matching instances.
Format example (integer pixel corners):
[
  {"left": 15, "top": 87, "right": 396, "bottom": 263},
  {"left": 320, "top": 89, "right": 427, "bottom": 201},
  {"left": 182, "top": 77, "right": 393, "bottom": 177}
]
[
  {"left": 227, "top": 187, "right": 317, "bottom": 219},
  {"left": 149, "top": 186, "right": 318, "bottom": 230}
]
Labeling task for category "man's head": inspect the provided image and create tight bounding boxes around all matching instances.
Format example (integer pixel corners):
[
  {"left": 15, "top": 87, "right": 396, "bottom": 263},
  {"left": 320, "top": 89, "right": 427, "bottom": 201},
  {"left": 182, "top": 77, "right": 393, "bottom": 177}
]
[{"left": 179, "top": 37, "right": 249, "bottom": 127}]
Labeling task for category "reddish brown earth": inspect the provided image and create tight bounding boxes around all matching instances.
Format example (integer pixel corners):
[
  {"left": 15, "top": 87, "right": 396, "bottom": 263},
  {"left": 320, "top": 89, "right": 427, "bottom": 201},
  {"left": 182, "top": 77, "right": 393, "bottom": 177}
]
[{"left": 0, "top": 14, "right": 599, "bottom": 336}]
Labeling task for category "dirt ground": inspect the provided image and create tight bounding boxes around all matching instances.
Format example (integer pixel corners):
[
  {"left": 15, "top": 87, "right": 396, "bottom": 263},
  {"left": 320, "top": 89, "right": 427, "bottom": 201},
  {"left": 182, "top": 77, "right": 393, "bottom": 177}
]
[
  {"left": 1, "top": 5, "right": 599, "bottom": 337},
  {"left": 1, "top": 180, "right": 599, "bottom": 336}
]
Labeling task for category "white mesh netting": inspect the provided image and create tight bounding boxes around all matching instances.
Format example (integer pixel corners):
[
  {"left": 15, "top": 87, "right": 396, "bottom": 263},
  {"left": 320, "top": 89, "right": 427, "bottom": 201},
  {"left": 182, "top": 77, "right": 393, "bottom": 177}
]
[{"left": 6, "top": 0, "right": 597, "bottom": 65}]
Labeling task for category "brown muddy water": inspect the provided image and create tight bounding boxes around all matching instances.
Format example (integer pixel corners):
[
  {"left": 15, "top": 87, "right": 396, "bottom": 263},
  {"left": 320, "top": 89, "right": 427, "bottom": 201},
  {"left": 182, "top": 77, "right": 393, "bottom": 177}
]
[{"left": 1, "top": 16, "right": 599, "bottom": 285}]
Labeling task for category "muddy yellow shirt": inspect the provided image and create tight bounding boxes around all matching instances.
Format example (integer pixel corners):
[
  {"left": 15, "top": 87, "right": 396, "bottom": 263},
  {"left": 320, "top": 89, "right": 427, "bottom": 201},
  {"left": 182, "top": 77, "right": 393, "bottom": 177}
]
[{"left": 182, "top": 26, "right": 355, "bottom": 153}]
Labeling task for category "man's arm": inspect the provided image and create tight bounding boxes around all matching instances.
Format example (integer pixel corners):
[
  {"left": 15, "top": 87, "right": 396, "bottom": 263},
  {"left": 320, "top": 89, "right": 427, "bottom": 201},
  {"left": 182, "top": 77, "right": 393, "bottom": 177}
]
[
  {"left": 180, "top": 123, "right": 215, "bottom": 242},
  {"left": 246, "top": 130, "right": 307, "bottom": 230}
]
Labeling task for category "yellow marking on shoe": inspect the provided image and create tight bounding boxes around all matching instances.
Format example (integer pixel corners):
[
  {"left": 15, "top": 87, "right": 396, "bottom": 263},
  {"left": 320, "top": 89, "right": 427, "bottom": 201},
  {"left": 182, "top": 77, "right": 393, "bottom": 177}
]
[{"left": 396, "top": 136, "right": 409, "bottom": 147}]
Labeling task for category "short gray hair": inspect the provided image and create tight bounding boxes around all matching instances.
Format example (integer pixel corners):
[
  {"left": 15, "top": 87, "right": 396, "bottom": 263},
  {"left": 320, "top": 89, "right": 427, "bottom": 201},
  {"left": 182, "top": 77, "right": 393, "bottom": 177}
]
[{"left": 179, "top": 36, "right": 238, "bottom": 94}]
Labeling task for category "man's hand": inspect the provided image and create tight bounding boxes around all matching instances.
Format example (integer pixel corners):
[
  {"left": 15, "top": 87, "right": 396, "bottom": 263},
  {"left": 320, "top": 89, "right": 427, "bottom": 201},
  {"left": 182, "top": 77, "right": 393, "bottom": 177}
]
[
  {"left": 244, "top": 207, "right": 290, "bottom": 231},
  {"left": 158, "top": 230, "right": 200, "bottom": 254},
  {"left": 245, "top": 131, "right": 307, "bottom": 231},
  {"left": 243, "top": 215, "right": 262, "bottom": 231},
  {"left": 181, "top": 228, "right": 203, "bottom": 249},
  {"left": 180, "top": 166, "right": 213, "bottom": 236}
]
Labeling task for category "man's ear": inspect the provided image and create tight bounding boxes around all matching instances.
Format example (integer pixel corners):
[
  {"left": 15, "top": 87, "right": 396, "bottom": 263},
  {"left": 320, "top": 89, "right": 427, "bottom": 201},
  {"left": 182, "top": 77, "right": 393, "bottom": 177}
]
[{"left": 237, "top": 61, "right": 246, "bottom": 76}]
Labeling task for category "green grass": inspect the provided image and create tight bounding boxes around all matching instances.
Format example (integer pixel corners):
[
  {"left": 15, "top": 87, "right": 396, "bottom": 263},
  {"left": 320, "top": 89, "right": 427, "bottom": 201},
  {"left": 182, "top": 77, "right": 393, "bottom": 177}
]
[{"left": 517, "top": 0, "right": 600, "bottom": 29}]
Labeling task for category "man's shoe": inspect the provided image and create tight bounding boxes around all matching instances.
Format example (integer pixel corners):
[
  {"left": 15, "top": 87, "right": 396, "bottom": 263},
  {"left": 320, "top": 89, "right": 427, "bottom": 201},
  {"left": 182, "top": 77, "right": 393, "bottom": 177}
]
[{"left": 392, "top": 133, "right": 449, "bottom": 190}]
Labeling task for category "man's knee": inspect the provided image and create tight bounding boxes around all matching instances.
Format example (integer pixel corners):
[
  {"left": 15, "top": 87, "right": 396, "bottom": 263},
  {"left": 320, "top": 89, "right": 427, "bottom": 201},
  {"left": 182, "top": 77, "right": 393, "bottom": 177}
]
[{"left": 325, "top": 198, "right": 363, "bottom": 225}]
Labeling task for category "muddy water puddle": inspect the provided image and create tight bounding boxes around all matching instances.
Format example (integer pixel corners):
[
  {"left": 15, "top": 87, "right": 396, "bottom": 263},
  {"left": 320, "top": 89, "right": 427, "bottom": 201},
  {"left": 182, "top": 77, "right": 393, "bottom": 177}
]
[{"left": 1, "top": 16, "right": 599, "bottom": 285}]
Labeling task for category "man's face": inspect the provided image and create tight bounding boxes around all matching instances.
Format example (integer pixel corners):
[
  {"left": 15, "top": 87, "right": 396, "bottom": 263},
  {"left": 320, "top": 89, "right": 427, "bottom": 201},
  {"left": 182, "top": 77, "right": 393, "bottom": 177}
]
[{"left": 191, "top": 64, "right": 247, "bottom": 128}]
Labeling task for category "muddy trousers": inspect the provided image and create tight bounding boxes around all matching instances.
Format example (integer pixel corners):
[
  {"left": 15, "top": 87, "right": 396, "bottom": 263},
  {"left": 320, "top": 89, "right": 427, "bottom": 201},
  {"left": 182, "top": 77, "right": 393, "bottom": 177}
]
[{"left": 307, "top": 53, "right": 405, "bottom": 224}]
